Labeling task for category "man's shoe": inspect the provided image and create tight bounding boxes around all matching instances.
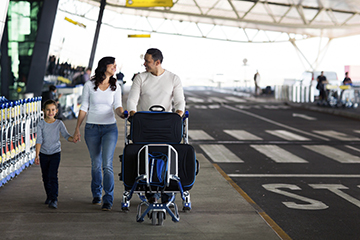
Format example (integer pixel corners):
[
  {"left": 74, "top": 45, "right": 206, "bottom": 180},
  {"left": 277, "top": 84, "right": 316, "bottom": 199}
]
[
  {"left": 92, "top": 197, "right": 101, "bottom": 205},
  {"left": 48, "top": 200, "right": 58, "bottom": 209},
  {"left": 45, "top": 198, "right": 50, "bottom": 204},
  {"left": 102, "top": 203, "right": 112, "bottom": 211}
]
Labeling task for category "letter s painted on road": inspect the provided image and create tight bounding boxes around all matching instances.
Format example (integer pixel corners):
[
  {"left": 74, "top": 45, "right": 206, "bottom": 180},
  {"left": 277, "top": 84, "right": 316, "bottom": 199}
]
[{"left": 263, "top": 183, "right": 329, "bottom": 210}]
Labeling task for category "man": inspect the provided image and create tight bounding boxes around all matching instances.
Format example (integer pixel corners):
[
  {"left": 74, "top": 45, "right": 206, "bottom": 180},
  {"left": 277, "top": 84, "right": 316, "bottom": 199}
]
[
  {"left": 127, "top": 48, "right": 185, "bottom": 117},
  {"left": 126, "top": 48, "right": 186, "bottom": 204},
  {"left": 316, "top": 71, "right": 328, "bottom": 100},
  {"left": 253, "top": 70, "right": 261, "bottom": 96}
]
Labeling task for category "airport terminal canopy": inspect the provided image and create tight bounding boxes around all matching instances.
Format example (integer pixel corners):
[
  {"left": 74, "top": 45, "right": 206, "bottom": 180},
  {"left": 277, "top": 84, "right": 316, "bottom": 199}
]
[{"left": 75, "top": 0, "right": 360, "bottom": 42}]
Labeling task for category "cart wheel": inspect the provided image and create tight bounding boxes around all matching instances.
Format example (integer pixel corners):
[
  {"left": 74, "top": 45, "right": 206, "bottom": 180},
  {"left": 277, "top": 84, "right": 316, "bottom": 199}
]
[
  {"left": 151, "top": 211, "right": 157, "bottom": 225},
  {"left": 158, "top": 212, "right": 165, "bottom": 226}
]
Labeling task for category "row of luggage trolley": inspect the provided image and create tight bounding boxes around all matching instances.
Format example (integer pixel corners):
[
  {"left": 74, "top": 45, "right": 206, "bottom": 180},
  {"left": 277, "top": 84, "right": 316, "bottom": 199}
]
[
  {"left": 119, "top": 106, "right": 199, "bottom": 225},
  {"left": 0, "top": 96, "right": 42, "bottom": 187},
  {"left": 318, "top": 84, "right": 359, "bottom": 108}
]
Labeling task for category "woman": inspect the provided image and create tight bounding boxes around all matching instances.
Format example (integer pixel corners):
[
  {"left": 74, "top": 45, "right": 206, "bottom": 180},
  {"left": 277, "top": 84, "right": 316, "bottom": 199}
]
[{"left": 74, "top": 57, "right": 124, "bottom": 211}]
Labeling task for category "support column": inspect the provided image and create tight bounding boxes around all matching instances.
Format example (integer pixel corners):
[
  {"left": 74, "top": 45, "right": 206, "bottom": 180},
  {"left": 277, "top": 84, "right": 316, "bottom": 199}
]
[
  {"left": 26, "top": 0, "right": 59, "bottom": 97},
  {"left": 88, "top": 0, "right": 106, "bottom": 70},
  {"left": 1, "top": 20, "right": 10, "bottom": 98}
]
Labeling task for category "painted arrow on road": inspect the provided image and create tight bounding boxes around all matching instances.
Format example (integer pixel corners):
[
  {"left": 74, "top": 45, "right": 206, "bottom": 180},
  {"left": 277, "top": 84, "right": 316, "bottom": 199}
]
[{"left": 292, "top": 113, "right": 317, "bottom": 120}]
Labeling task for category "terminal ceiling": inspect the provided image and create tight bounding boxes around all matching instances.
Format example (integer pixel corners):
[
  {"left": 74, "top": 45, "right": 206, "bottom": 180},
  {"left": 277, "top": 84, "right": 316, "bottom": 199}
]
[{"left": 67, "top": 0, "right": 360, "bottom": 43}]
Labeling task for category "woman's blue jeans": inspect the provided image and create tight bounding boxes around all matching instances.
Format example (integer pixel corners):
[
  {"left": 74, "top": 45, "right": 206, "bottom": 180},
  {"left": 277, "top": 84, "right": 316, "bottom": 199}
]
[{"left": 85, "top": 123, "right": 118, "bottom": 205}]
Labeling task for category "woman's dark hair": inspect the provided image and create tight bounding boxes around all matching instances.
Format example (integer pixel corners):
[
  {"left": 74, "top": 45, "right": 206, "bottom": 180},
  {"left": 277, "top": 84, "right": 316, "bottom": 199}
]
[
  {"left": 91, "top": 56, "right": 117, "bottom": 91},
  {"left": 146, "top": 48, "right": 163, "bottom": 63}
]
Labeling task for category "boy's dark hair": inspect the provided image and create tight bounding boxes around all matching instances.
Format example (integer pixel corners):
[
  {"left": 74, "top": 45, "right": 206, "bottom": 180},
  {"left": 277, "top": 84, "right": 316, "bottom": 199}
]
[
  {"left": 43, "top": 99, "right": 57, "bottom": 110},
  {"left": 146, "top": 48, "right": 163, "bottom": 63}
]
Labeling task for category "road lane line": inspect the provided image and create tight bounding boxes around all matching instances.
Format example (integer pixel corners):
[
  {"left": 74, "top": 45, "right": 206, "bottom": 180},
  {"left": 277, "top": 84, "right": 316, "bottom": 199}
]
[
  {"left": 303, "top": 145, "right": 360, "bottom": 163},
  {"left": 189, "top": 130, "right": 214, "bottom": 140},
  {"left": 199, "top": 144, "right": 244, "bottom": 163},
  {"left": 228, "top": 174, "right": 360, "bottom": 178},
  {"left": 224, "top": 130, "right": 263, "bottom": 140},
  {"left": 251, "top": 145, "right": 308, "bottom": 163},
  {"left": 313, "top": 130, "right": 360, "bottom": 141},
  {"left": 266, "top": 130, "right": 311, "bottom": 141},
  {"left": 223, "top": 105, "right": 330, "bottom": 141}
]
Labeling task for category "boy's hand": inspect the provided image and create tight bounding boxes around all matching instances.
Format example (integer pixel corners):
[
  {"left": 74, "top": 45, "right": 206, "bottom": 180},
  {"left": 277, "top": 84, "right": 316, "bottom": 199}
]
[{"left": 35, "top": 156, "right": 40, "bottom": 165}]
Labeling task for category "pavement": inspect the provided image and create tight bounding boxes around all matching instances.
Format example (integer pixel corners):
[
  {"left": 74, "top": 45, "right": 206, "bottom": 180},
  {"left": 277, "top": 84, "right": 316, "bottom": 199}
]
[
  {"left": 0, "top": 115, "right": 283, "bottom": 240},
  {"left": 1, "top": 90, "right": 359, "bottom": 240}
]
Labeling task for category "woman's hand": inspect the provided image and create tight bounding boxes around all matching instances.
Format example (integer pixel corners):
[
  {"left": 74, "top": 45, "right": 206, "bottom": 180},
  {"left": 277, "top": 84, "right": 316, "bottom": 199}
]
[{"left": 73, "top": 128, "right": 81, "bottom": 143}]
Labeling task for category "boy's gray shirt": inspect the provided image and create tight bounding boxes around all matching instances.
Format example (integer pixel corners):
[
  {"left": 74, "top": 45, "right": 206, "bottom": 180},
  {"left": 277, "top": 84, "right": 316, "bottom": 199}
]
[{"left": 36, "top": 119, "right": 71, "bottom": 155}]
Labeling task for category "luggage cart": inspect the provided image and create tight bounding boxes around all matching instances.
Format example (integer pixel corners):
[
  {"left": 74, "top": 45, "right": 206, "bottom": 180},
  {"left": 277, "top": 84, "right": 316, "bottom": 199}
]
[{"left": 119, "top": 106, "right": 198, "bottom": 225}]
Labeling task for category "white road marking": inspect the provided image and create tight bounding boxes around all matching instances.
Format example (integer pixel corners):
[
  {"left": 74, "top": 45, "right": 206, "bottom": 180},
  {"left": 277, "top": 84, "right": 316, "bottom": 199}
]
[
  {"left": 224, "top": 130, "right": 263, "bottom": 140},
  {"left": 224, "top": 96, "right": 247, "bottom": 102},
  {"left": 189, "top": 130, "right": 214, "bottom": 140},
  {"left": 199, "top": 144, "right": 244, "bottom": 163},
  {"left": 292, "top": 113, "right": 317, "bottom": 120},
  {"left": 228, "top": 174, "right": 360, "bottom": 178},
  {"left": 303, "top": 145, "right": 360, "bottom": 163},
  {"left": 266, "top": 130, "right": 310, "bottom": 141},
  {"left": 186, "top": 97, "right": 204, "bottom": 103},
  {"left": 345, "top": 145, "right": 360, "bottom": 152},
  {"left": 250, "top": 145, "right": 308, "bottom": 163},
  {"left": 313, "top": 130, "right": 360, "bottom": 141},
  {"left": 223, "top": 105, "right": 330, "bottom": 141}
]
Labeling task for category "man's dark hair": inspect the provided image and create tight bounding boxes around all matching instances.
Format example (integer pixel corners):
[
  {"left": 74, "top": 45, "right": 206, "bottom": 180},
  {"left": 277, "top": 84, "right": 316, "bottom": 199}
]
[
  {"left": 49, "top": 85, "right": 57, "bottom": 92},
  {"left": 146, "top": 48, "right": 163, "bottom": 63}
]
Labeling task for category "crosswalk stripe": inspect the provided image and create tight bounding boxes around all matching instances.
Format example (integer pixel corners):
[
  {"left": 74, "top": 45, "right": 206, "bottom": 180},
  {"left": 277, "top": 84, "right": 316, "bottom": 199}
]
[
  {"left": 266, "top": 130, "right": 310, "bottom": 141},
  {"left": 189, "top": 130, "right": 214, "bottom": 140},
  {"left": 224, "top": 96, "right": 247, "bottom": 102},
  {"left": 354, "top": 130, "right": 360, "bottom": 134},
  {"left": 250, "top": 145, "right": 308, "bottom": 163},
  {"left": 199, "top": 144, "right": 244, "bottom": 163},
  {"left": 208, "top": 97, "right": 228, "bottom": 103},
  {"left": 345, "top": 145, "right": 360, "bottom": 153},
  {"left": 303, "top": 145, "right": 360, "bottom": 163},
  {"left": 224, "top": 130, "right": 263, "bottom": 140},
  {"left": 186, "top": 97, "right": 204, "bottom": 103},
  {"left": 312, "top": 130, "right": 360, "bottom": 141}
]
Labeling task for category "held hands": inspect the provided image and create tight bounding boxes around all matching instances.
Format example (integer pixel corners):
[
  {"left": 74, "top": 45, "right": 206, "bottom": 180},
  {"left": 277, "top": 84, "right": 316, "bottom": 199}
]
[{"left": 73, "top": 128, "right": 81, "bottom": 143}]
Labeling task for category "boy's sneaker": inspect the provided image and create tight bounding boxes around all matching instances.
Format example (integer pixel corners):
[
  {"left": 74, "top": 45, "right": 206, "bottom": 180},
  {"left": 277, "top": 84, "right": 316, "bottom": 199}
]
[
  {"left": 92, "top": 197, "right": 101, "bottom": 205},
  {"left": 48, "top": 200, "right": 58, "bottom": 209},
  {"left": 102, "top": 203, "right": 112, "bottom": 211}
]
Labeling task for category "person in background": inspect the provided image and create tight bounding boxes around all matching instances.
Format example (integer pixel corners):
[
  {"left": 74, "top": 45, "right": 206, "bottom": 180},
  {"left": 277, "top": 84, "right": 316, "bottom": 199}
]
[
  {"left": 73, "top": 56, "right": 125, "bottom": 211},
  {"left": 343, "top": 72, "right": 352, "bottom": 85},
  {"left": 83, "top": 67, "right": 92, "bottom": 83},
  {"left": 116, "top": 71, "right": 125, "bottom": 94},
  {"left": 316, "top": 71, "right": 328, "bottom": 101},
  {"left": 35, "top": 99, "right": 75, "bottom": 209},
  {"left": 253, "top": 70, "right": 261, "bottom": 96}
]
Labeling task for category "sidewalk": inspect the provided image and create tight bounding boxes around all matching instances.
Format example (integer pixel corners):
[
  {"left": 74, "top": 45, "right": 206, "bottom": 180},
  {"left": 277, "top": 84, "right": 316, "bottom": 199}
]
[{"left": 0, "top": 117, "right": 281, "bottom": 240}]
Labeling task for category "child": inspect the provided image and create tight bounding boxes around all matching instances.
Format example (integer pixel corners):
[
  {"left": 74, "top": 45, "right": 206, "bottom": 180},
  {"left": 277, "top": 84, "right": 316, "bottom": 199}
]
[{"left": 35, "top": 99, "right": 75, "bottom": 209}]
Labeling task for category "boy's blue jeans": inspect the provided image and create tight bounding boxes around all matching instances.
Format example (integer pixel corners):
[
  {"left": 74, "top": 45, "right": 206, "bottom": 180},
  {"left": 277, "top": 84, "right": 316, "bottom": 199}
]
[{"left": 85, "top": 123, "right": 118, "bottom": 206}]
